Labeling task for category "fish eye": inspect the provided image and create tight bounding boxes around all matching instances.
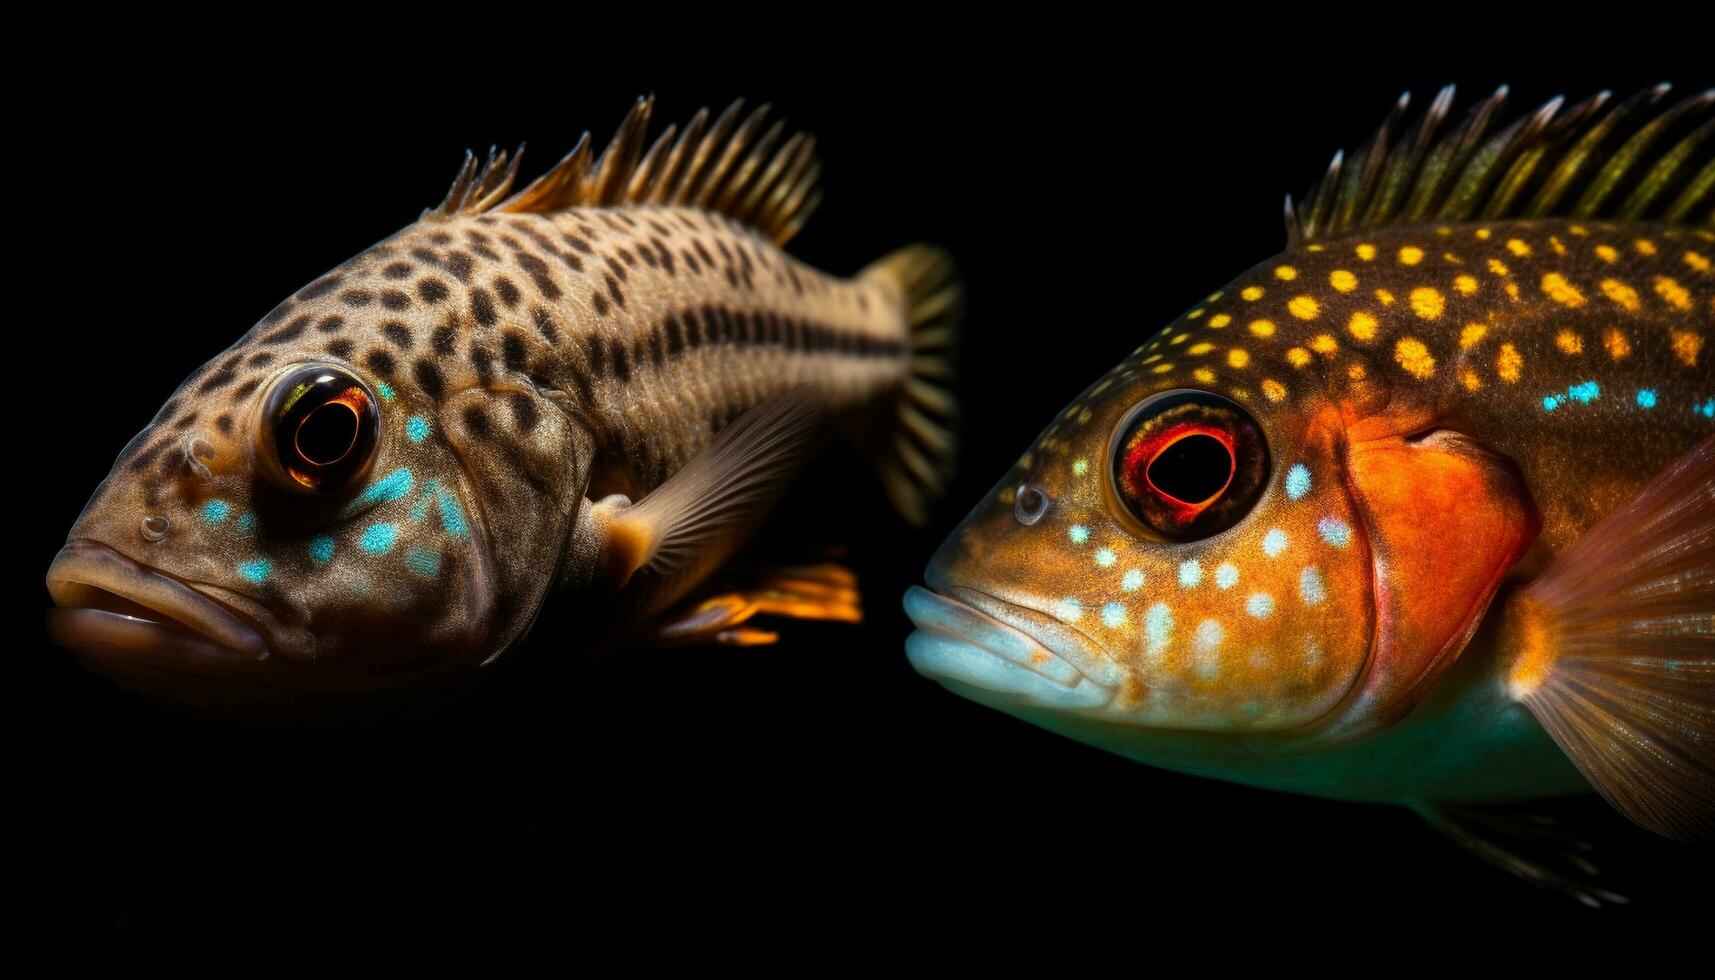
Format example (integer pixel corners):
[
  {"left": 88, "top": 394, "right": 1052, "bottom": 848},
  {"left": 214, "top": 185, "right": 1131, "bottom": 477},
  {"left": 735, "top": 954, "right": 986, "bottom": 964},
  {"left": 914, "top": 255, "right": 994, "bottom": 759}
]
[
  {"left": 258, "top": 364, "right": 380, "bottom": 494},
  {"left": 1108, "top": 389, "right": 1269, "bottom": 540}
]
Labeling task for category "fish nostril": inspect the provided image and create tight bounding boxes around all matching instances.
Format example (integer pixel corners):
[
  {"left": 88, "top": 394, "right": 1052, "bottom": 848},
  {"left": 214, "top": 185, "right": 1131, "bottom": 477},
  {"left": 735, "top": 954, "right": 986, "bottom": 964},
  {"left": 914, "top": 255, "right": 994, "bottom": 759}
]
[
  {"left": 1014, "top": 483, "right": 1051, "bottom": 526},
  {"left": 179, "top": 436, "right": 216, "bottom": 482},
  {"left": 141, "top": 516, "right": 171, "bottom": 542}
]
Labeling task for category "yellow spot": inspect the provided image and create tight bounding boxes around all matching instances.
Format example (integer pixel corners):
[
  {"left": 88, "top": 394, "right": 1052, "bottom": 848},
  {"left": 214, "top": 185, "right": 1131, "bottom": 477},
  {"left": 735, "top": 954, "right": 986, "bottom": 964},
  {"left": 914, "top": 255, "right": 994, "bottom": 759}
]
[
  {"left": 1487, "top": 258, "right": 1510, "bottom": 277},
  {"left": 1655, "top": 275, "right": 1693, "bottom": 311},
  {"left": 1170, "top": 333, "right": 1189, "bottom": 345},
  {"left": 1475, "top": 228, "right": 1492, "bottom": 240},
  {"left": 1435, "top": 226, "right": 1452, "bottom": 236},
  {"left": 1356, "top": 243, "right": 1377, "bottom": 261},
  {"left": 1208, "top": 291, "right": 1224, "bottom": 302},
  {"left": 1541, "top": 272, "right": 1586, "bottom": 308},
  {"left": 1286, "top": 347, "right": 1312, "bottom": 368},
  {"left": 1274, "top": 265, "right": 1298, "bottom": 281},
  {"left": 1549, "top": 236, "right": 1567, "bottom": 256},
  {"left": 1309, "top": 334, "right": 1339, "bottom": 355},
  {"left": 1505, "top": 282, "right": 1521, "bottom": 301},
  {"left": 1671, "top": 330, "right": 1703, "bottom": 366},
  {"left": 1287, "top": 296, "right": 1320, "bottom": 320},
  {"left": 1398, "top": 245, "right": 1424, "bottom": 265},
  {"left": 1227, "top": 349, "right": 1251, "bottom": 368},
  {"left": 999, "top": 486, "right": 1015, "bottom": 505},
  {"left": 1375, "top": 288, "right": 1395, "bottom": 305},
  {"left": 1142, "top": 353, "right": 1163, "bottom": 365},
  {"left": 1241, "top": 286, "right": 1265, "bottom": 301},
  {"left": 1554, "top": 330, "right": 1583, "bottom": 355},
  {"left": 1394, "top": 337, "right": 1435, "bottom": 378},
  {"left": 1569, "top": 225, "right": 1589, "bottom": 236},
  {"left": 1193, "top": 368, "right": 1216, "bottom": 383},
  {"left": 1506, "top": 238, "right": 1532, "bottom": 257},
  {"left": 1329, "top": 269, "right": 1358, "bottom": 292},
  {"left": 1077, "top": 408, "right": 1093, "bottom": 424},
  {"left": 1307, "top": 244, "right": 1326, "bottom": 252},
  {"left": 1248, "top": 319, "right": 1277, "bottom": 338},
  {"left": 1686, "top": 250, "right": 1712, "bottom": 273},
  {"left": 1594, "top": 244, "right": 1618, "bottom": 264},
  {"left": 1634, "top": 238, "right": 1657, "bottom": 256},
  {"left": 1261, "top": 379, "right": 1287, "bottom": 402},
  {"left": 1409, "top": 286, "right": 1445, "bottom": 320},
  {"left": 1459, "top": 323, "right": 1488, "bottom": 349},
  {"left": 1454, "top": 275, "right": 1479, "bottom": 296},
  {"left": 1461, "top": 368, "right": 1482, "bottom": 391},
  {"left": 1347, "top": 310, "right": 1378, "bottom": 341},
  {"left": 1442, "top": 252, "right": 1462, "bottom": 265},
  {"left": 1497, "top": 343, "right": 1523, "bottom": 383},
  {"left": 1187, "top": 308, "right": 1205, "bottom": 320},
  {"left": 1602, "top": 328, "right": 1631, "bottom": 360},
  {"left": 1188, "top": 342, "right": 1214, "bottom": 355},
  {"left": 1152, "top": 363, "right": 1175, "bottom": 374},
  {"left": 1209, "top": 313, "right": 1231, "bottom": 328},
  {"left": 1599, "top": 278, "right": 1641, "bottom": 312},
  {"left": 1347, "top": 363, "right": 1367, "bottom": 380}
]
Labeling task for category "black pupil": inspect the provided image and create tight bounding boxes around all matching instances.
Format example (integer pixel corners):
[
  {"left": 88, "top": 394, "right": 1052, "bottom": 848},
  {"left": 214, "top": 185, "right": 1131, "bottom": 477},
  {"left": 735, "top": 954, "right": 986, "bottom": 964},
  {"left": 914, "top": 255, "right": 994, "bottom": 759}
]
[
  {"left": 1147, "top": 434, "right": 1231, "bottom": 504},
  {"left": 296, "top": 401, "right": 359, "bottom": 466}
]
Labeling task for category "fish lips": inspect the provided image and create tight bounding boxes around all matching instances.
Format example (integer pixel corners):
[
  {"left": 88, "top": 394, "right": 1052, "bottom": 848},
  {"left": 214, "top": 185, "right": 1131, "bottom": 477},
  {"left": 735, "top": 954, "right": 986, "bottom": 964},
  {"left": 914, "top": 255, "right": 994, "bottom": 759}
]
[
  {"left": 903, "top": 585, "right": 1115, "bottom": 711},
  {"left": 46, "top": 539, "right": 272, "bottom": 675}
]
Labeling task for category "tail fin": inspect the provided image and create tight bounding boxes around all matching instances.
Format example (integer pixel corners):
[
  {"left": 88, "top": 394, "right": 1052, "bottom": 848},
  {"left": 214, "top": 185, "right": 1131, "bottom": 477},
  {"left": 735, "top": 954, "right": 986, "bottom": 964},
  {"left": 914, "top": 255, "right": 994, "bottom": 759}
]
[
  {"left": 1508, "top": 435, "right": 1715, "bottom": 841},
  {"left": 861, "top": 245, "right": 961, "bottom": 525}
]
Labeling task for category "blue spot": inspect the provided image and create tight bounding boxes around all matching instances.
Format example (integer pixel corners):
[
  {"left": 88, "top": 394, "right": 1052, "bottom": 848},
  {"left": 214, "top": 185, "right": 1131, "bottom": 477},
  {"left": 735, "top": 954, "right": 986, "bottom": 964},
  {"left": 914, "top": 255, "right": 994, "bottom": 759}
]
[
  {"left": 237, "top": 558, "right": 271, "bottom": 584},
  {"left": 1285, "top": 464, "right": 1311, "bottom": 500},
  {"left": 1178, "top": 560, "right": 1203, "bottom": 588},
  {"left": 406, "top": 415, "right": 431, "bottom": 442},
  {"left": 308, "top": 536, "right": 335, "bottom": 563},
  {"left": 377, "top": 382, "right": 396, "bottom": 402},
  {"left": 1068, "top": 524, "right": 1090, "bottom": 545},
  {"left": 1636, "top": 389, "right": 1657, "bottom": 409},
  {"left": 1542, "top": 395, "right": 1562, "bottom": 412},
  {"left": 354, "top": 467, "right": 415, "bottom": 508},
  {"left": 405, "top": 546, "right": 441, "bottom": 578},
  {"left": 1300, "top": 566, "right": 1327, "bottom": 605},
  {"left": 1568, "top": 380, "right": 1600, "bottom": 404},
  {"left": 1094, "top": 547, "right": 1117, "bottom": 567},
  {"left": 235, "top": 511, "right": 256, "bottom": 536},
  {"left": 434, "top": 485, "right": 469, "bottom": 538},
  {"left": 1100, "top": 602, "right": 1128, "bottom": 628},
  {"left": 202, "top": 499, "right": 231, "bottom": 524},
  {"left": 1262, "top": 528, "right": 1289, "bottom": 558},
  {"left": 1698, "top": 398, "right": 1715, "bottom": 419},
  {"left": 361, "top": 523, "right": 399, "bottom": 553},
  {"left": 1145, "top": 603, "right": 1174, "bottom": 654},
  {"left": 1215, "top": 563, "right": 1240, "bottom": 589},
  {"left": 1317, "top": 516, "right": 1352, "bottom": 548},
  {"left": 1245, "top": 593, "right": 1275, "bottom": 618},
  {"left": 1121, "top": 569, "right": 1145, "bottom": 592}
]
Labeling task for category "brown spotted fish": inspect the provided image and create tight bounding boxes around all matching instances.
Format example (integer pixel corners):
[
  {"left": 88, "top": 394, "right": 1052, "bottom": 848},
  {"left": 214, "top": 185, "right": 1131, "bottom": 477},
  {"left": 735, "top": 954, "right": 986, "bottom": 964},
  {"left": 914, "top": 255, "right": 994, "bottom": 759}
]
[
  {"left": 904, "top": 84, "right": 1712, "bottom": 902},
  {"left": 48, "top": 98, "right": 959, "bottom": 705}
]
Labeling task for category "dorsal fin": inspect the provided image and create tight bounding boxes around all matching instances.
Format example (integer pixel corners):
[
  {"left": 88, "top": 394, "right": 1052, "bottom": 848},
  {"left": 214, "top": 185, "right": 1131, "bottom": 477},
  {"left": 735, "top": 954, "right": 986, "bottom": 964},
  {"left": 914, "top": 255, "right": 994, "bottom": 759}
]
[
  {"left": 1287, "top": 84, "right": 1715, "bottom": 244},
  {"left": 427, "top": 96, "right": 823, "bottom": 245}
]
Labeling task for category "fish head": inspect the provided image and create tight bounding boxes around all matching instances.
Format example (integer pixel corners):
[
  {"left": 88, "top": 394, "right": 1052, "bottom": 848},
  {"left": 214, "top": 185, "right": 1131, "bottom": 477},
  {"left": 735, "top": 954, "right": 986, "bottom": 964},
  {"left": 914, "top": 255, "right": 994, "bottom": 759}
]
[
  {"left": 47, "top": 243, "right": 519, "bottom": 698},
  {"left": 907, "top": 313, "right": 1380, "bottom": 741}
]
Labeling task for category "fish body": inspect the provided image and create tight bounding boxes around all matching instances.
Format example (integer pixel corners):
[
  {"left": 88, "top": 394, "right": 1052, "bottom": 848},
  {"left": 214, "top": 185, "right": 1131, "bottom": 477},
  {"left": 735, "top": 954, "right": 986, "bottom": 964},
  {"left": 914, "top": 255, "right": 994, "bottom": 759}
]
[
  {"left": 905, "top": 85, "right": 1713, "bottom": 891},
  {"left": 48, "top": 98, "right": 959, "bottom": 702}
]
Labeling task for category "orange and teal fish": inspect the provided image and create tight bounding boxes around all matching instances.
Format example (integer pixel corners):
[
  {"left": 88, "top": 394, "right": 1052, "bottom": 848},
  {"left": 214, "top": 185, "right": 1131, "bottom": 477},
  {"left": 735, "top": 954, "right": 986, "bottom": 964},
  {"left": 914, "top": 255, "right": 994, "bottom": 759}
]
[
  {"left": 47, "top": 98, "right": 960, "bottom": 709},
  {"left": 904, "top": 84, "right": 1712, "bottom": 903}
]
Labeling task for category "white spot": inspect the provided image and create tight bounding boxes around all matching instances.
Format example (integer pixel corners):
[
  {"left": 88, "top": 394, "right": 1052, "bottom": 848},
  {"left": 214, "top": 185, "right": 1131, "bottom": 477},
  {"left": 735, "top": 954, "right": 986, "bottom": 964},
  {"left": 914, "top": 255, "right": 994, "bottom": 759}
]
[
  {"left": 1245, "top": 592, "right": 1275, "bottom": 618},
  {"left": 1056, "top": 596, "right": 1084, "bottom": 622},
  {"left": 1145, "top": 603, "right": 1174, "bottom": 656},
  {"left": 1300, "top": 566, "right": 1327, "bottom": 605},
  {"left": 1178, "top": 560, "right": 1203, "bottom": 588},
  {"left": 1101, "top": 602, "right": 1128, "bottom": 628},
  {"left": 1262, "top": 528, "right": 1289, "bottom": 558},
  {"left": 1317, "top": 516, "right": 1352, "bottom": 548},
  {"left": 1068, "top": 524, "right": 1090, "bottom": 544},
  {"left": 1121, "top": 569, "right": 1145, "bottom": 592},
  {"left": 1095, "top": 547, "right": 1117, "bottom": 567},
  {"left": 1215, "top": 563, "right": 1240, "bottom": 589},
  {"left": 1194, "top": 618, "right": 1225, "bottom": 652},
  {"left": 1285, "top": 463, "right": 1312, "bottom": 500}
]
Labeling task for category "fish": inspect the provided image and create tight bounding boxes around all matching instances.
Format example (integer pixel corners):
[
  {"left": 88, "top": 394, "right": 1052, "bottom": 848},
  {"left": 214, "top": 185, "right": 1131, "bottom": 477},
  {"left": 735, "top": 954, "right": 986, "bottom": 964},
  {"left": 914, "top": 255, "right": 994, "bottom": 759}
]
[
  {"left": 46, "top": 97, "right": 960, "bottom": 708},
  {"left": 903, "top": 84, "right": 1713, "bottom": 903}
]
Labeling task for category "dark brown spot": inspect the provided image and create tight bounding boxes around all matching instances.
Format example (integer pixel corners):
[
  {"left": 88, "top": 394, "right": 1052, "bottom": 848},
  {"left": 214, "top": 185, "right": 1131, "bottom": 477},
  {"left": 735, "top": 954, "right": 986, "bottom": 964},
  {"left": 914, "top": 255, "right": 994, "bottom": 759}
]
[
  {"left": 447, "top": 252, "right": 475, "bottom": 282},
  {"left": 365, "top": 350, "right": 397, "bottom": 376},
  {"left": 341, "top": 289, "right": 375, "bottom": 308},
  {"left": 502, "top": 331, "right": 529, "bottom": 372},
  {"left": 198, "top": 368, "right": 237, "bottom": 394},
  {"left": 233, "top": 378, "right": 261, "bottom": 400},
  {"left": 379, "top": 289, "right": 411, "bottom": 311},
  {"left": 470, "top": 287, "right": 497, "bottom": 326},
  {"left": 216, "top": 414, "right": 234, "bottom": 434},
  {"left": 432, "top": 322, "right": 457, "bottom": 354},
  {"left": 382, "top": 262, "right": 412, "bottom": 280},
  {"left": 591, "top": 291, "right": 610, "bottom": 317},
  {"left": 248, "top": 351, "right": 275, "bottom": 367},
  {"left": 413, "top": 360, "right": 445, "bottom": 400},
  {"left": 510, "top": 393, "right": 539, "bottom": 433},
  {"left": 262, "top": 314, "right": 314, "bottom": 344},
  {"left": 461, "top": 405, "right": 492, "bottom": 438},
  {"left": 382, "top": 321, "right": 413, "bottom": 349},
  {"left": 533, "top": 307, "right": 558, "bottom": 343},
  {"left": 605, "top": 274, "right": 626, "bottom": 310},
  {"left": 327, "top": 338, "right": 354, "bottom": 358},
  {"left": 493, "top": 276, "right": 521, "bottom": 308},
  {"left": 514, "top": 252, "right": 560, "bottom": 298}
]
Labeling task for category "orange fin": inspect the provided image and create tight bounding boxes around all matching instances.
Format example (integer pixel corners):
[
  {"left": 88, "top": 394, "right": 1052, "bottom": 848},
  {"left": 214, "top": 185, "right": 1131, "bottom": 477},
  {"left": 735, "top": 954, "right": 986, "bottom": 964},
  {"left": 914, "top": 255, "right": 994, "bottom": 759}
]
[
  {"left": 1509, "top": 435, "right": 1715, "bottom": 841},
  {"left": 1413, "top": 802, "right": 1627, "bottom": 907},
  {"left": 1335, "top": 429, "right": 1537, "bottom": 735},
  {"left": 645, "top": 562, "right": 862, "bottom": 648}
]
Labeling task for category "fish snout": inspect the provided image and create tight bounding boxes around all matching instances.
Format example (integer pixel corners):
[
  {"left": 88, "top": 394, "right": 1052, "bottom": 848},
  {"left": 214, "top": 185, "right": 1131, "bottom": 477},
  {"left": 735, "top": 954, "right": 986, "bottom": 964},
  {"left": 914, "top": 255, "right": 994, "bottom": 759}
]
[{"left": 903, "top": 585, "right": 1115, "bottom": 711}]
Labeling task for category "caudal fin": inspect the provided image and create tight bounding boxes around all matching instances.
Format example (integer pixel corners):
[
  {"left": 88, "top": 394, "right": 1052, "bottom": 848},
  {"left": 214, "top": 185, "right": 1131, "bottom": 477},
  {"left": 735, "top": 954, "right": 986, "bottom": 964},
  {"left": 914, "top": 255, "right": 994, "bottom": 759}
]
[
  {"left": 861, "top": 245, "right": 961, "bottom": 525},
  {"left": 1509, "top": 435, "right": 1715, "bottom": 841}
]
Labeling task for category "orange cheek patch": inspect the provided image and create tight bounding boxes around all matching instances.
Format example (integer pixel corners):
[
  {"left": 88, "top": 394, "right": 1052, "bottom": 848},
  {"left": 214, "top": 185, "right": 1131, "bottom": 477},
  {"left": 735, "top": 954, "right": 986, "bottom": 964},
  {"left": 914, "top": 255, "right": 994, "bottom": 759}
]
[{"left": 1333, "top": 429, "right": 1537, "bottom": 735}]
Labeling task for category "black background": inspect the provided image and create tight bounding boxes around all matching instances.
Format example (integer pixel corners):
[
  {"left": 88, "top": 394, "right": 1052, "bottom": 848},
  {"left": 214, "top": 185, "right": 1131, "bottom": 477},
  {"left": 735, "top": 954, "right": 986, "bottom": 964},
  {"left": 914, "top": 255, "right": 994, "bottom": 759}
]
[{"left": 19, "top": 36, "right": 1713, "bottom": 960}]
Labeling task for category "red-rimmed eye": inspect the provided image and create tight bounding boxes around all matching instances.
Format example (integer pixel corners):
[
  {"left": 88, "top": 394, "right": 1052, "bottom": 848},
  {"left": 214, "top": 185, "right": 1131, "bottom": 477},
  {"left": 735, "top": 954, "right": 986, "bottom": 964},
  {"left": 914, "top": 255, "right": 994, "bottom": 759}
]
[
  {"left": 1110, "top": 390, "right": 1268, "bottom": 539},
  {"left": 258, "top": 364, "right": 380, "bottom": 494}
]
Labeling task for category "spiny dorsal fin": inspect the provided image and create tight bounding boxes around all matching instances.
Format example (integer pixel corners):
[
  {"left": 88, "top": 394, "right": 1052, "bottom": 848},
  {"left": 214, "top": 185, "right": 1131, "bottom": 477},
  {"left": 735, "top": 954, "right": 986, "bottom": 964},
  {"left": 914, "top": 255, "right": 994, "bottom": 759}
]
[
  {"left": 1287, "top": 83, "right": 1715, "bottom": 244},
  {"left": 428, "top": 96, "right": 823, "bottom": 245}
]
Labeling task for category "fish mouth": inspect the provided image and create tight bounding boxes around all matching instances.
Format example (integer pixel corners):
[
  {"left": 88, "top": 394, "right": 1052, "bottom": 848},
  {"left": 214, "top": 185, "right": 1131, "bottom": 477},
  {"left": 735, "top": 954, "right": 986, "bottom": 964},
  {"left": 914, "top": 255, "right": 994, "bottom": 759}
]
[
  {"left": 46, "top": 539, "right": 271, "bottom": 673},
  {"left": 903, "top": 585, "right": 1115, "bottom": 711}
]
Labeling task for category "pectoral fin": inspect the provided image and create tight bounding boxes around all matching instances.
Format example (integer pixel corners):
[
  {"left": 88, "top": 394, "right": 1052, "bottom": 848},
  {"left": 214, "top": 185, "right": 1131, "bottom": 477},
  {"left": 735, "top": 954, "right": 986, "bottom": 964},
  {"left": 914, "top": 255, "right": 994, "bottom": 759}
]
[
  {"left": 1508, "top": 435, "right": 1715, "bottom": 841},
  {"left": 644, "top": 562, "right": 863, "bottom": 647}
]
